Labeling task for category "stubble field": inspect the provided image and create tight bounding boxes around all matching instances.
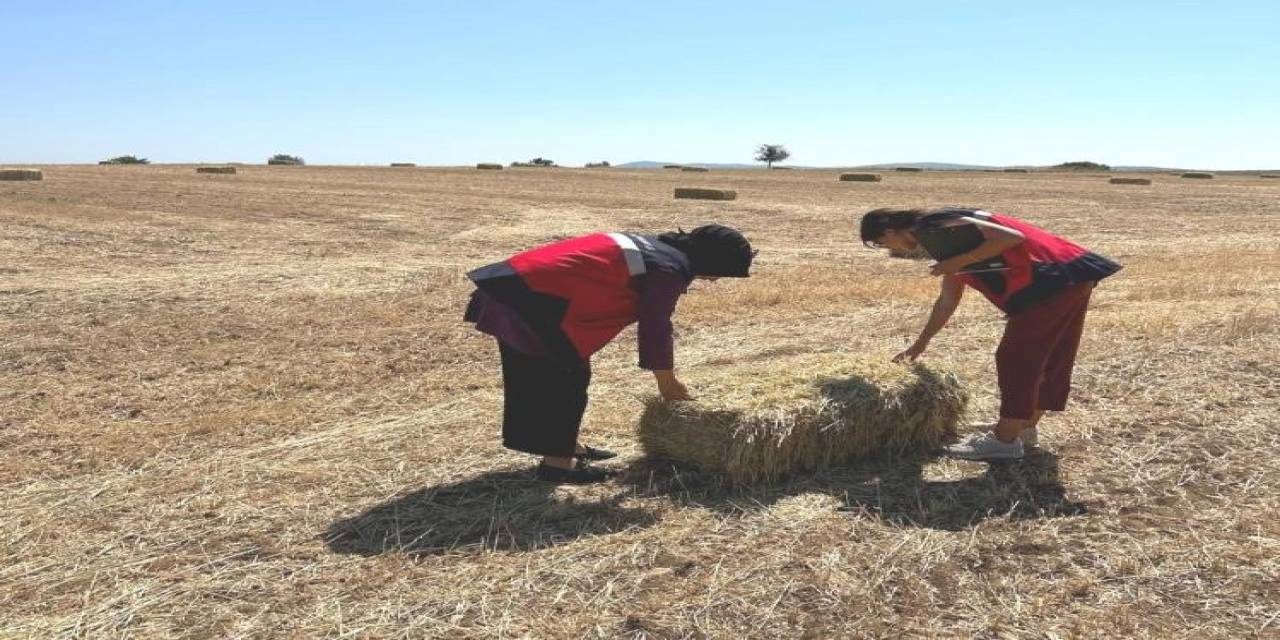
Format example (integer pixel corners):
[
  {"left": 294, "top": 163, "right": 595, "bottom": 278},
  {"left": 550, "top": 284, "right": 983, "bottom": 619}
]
[{"left": 2, "top": 165, "right": 1277, "bottom": 638}]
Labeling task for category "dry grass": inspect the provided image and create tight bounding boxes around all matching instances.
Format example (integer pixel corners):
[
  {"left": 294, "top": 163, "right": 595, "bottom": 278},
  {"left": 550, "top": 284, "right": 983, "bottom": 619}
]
[
  {"left": 639, "top": 353, "right": 965, "bottom": 484},
  {"left": 2, "top": 166, "right": 1278, "bottom": 638}
]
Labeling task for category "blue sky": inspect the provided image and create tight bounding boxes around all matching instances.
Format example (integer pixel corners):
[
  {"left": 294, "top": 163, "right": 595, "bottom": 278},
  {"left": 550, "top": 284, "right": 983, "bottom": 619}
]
[{"left": 2, "top": 1, "right": 1277, "bottom": 168}]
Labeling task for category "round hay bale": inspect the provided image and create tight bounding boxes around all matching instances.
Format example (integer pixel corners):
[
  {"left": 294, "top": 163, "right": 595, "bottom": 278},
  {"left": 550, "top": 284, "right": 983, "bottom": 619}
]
[
  {"left": 681, "top": 166, "right": 709, "bottom": 172},
  {"left": 476, "top": 163, "right": 503, "bottom": 170},
  {"left": 1109, "top": 177, "right": 1150, "bottom": 185},
  {"left": 673, "top": 187, "right": 736, "bottom": 201},
  {"left": 1003, "top": 168, "right": 1030, "bottom": 173},
  {"left": 894, "top": 167, "right": 923, "bottom": 172},
  {"left": 839, "top": 173, "right": 881, "bottom": 182},
  {"left": 639, "top": 353, "right": 966, "bottom": 485},
  {"left": 1181, "top": 172, "right": 1214, "bottom": 179},
  {"left": 390, "top": 163, "right": 416, "bottom": 167},
  {"left": 196, "top": 167, "right": 236, "bottom": 175},
  {"left": 0, "top": 168, "right": 42, "bottom": 181}
]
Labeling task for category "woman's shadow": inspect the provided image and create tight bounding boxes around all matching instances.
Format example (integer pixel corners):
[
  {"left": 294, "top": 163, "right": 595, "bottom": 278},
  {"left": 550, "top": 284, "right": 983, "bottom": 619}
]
[{"left": 324, "top": 468, "right": 657, "bottom": 557}]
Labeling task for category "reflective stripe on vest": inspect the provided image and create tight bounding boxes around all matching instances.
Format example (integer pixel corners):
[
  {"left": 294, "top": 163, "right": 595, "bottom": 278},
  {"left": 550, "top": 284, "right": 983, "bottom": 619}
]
[{"left": 607, "top": 232, "right": 647, "bottom": 276}]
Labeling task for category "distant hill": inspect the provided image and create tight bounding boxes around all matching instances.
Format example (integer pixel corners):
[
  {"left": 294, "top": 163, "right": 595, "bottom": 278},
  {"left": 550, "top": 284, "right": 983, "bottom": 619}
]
[{"left": 616, "top": 161, "right": 1222, "bottom": 173}]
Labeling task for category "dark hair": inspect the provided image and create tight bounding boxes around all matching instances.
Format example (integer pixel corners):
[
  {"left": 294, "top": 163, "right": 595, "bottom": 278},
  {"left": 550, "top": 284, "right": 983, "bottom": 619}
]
[
  {"left": 658, "top": 224, "right": 755, "bottom": 277},
  {"left": 859, "top": 207, "right": 929, "bottom": 248}
]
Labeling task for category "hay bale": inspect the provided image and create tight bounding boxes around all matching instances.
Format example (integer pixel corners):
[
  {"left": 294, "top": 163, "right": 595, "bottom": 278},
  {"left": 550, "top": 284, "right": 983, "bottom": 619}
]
[
  {"left": 1260, "top": 175, "right": 1280, "bottom": 179},
  {"left": 663, "top": 164, "right": 684, "bottom": 169},
  {"left": 1181, "top": 172, "right": 1214, "bottom": 179},
  {"left": 639, "top": 353, "right": 966, "bottom": 484},
  {"left": 839, "top": 173, "right": 881, "bottom": 182},
  {"left": 0, "top": 168, "right": 42, "bottom": 181},
  {"left": 476, "top": 163, "right": 503, "bottom": 170},
  {"left": 894, "top": 167, "right": 923, "bottom": 172},
  {"left": 1003, "top": 168, "right": 1030, "bottom": 173},
  {"left": 1109, "top": 177, "right": 1150, "bottom": 185},
  {"left": 673, "top": 187, "right": 736, "bottom": 201},
  {"left": 196, "top": 167, "right": 236, "bottom": 175},
  {"left": 390, "top": 163, "right": 416, "bottom": 167},
  {"left": 681, "top": 167, "right": 709, "bottom": 172}
]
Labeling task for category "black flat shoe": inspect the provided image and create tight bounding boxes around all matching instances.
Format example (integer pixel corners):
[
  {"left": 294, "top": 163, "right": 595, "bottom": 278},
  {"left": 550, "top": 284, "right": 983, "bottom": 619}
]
[
  {"left": 535, "top": 463, "right": 615, "bottom": 484},
  {"left": 575, "top": 445, "right": 617, "bottom": 461}
]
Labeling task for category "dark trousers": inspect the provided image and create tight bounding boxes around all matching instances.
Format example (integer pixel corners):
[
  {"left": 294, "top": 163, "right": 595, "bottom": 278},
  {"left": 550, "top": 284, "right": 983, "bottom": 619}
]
[
  {"left": 498, "top": 341, "right": 591, "bottom": 457},
  {"left": 996, "top": 283, "right": 1094, "bottom": 419}
]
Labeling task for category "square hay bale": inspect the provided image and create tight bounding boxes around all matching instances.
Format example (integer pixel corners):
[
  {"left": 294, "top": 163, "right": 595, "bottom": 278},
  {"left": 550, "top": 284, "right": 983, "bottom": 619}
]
[
  {"left": 1261, "top": 174, "right": 1280, "bottom": 179},
  {"left": 0, "top": 168, "right": 42, "bottom": 181},
  {"left": 639, "top": 353, "right": 966, "bottom": 484},
  {"left": 476, "top": 163, "right": 503, "bottom": 170},
  {"left": 1181, "top": 172, "right": 1214, "bottom": 179},
  {"left": 1109, "top": 177, "right": 1151, "bottom": 185},
  {"left": 196, "top": 167, "right": 236, "bottom": 174},
  {"left": 1003, "top": 168, "right": 1030, "bottom": 173},
  {"left": 673, "top": 187, "right": 736, "bottom": 201},
  {"left": 663, "top": 164, "right": 684, "bottom": 169},
  {"left": 681, "top": 166, "right": 709, "bottom": 172},
  {"left": 839, "top": 173, "right": 881, "bottom": 182},
  {"left": 894, "top": 167, "right": 923, "bottom": 172},
  {"left": 390, "top": 162, "right": 416, "bottom": 167}
]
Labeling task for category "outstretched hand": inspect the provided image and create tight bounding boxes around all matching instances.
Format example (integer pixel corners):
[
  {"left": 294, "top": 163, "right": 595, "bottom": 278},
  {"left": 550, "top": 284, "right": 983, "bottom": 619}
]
[{"left": 893, "top": 341, "right": 928, "bottom": 363}]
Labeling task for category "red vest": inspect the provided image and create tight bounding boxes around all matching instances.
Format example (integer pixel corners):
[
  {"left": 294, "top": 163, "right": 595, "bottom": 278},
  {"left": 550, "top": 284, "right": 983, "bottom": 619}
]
[
  {"left": 947, "top": 211, "right": 1121, "bottom": 314},
  {"left": 469, "top": 233, "right": 691, "bottom": 362}
]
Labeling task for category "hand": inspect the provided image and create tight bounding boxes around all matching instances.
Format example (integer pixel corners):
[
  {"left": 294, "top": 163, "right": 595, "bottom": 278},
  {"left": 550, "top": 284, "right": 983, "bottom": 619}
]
[
  {"left": 928, "top": 255, "right": 969, "bottom": 277},
  {"left": 655, "top": 373, "right": 693, "bottom": 401},
  {"left": 893, "top": 341, "right": 928, "bottom": 363}
]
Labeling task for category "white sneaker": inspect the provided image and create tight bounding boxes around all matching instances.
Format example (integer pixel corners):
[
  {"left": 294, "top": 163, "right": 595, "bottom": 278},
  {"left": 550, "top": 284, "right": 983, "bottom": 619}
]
[
  {"left": 1021, "top": 427, "right": 1038, "bottom": 449},
  {"left": 944, "top": 431, "right": 1025, "bottom": 460}
]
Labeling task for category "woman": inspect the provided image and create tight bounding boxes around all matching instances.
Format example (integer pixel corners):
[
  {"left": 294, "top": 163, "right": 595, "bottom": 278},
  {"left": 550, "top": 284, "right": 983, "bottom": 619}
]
[
  {"left": 860, "top": 207, "right": 1120, "bottom": 460},
  {"left": 465, "top": 225, "right": 755, "bottom": 483}
]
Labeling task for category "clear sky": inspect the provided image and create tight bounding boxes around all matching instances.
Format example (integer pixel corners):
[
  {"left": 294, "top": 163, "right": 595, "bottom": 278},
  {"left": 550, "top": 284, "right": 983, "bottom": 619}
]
[{"left": 2, "top": 1, "right": 1277, "bottom": 169}]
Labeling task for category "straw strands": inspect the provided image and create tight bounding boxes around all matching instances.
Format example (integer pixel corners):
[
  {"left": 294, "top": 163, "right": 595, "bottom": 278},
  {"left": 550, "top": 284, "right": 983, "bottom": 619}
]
[
  {"left": 638, "top": 353, "right": 966, "bottom": 484},
  {"left": 839, "top": 173, "right": 882, "bottom": 182},
  {"left": 0, "top": 168, "right": 43, "bottom": 181},
  {"left": 673, "top": 187, "right": 736, "bottom": 200}
]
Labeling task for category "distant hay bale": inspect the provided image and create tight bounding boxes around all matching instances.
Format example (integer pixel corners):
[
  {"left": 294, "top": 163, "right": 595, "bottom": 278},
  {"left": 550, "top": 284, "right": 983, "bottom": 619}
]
[
  {"left": 839, "top": 173, "right": 881, "bottom": 182},
  {"left": 1261, "top": 175, "right": 1280, "bottom": 179},
  {"left": 0, "top": 168, "right": 43, "bottom": 181},
  {"left": 1181, "top": 172, "right": 1214, "bottom": 179},
  {"left": 1109, "top": 177, "right": 1151, "bottom": 185},
  {"left": 196, "top": 167, "right": 236, "bottom": 175},
  {"left": 673, "top": 187, "right": 736, "bottom": 201},
  {"left": 639, "top": 353, "right": 966, "bottom": 484},
  {"left": 663, "top": 164, "right": 684, "bottom": 169},
  {"left": 681, "top": 167, "right": 709, "bottom": 172},
  {"left": 476, "top": 163, "right": 503, "bottom": 170},
  {"left": 390, "top": 163, "right": 416, "bottom": 167},
  {"left": 1003, "top": 168, "right": 1030, "bottom": 173},
  {"left": 894, "top": 167, "right": 923, "bottom": 172}
]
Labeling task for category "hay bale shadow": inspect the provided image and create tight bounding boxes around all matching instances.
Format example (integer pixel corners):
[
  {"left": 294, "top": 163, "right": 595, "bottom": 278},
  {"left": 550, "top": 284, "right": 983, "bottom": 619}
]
[
  {"left": 621, "top": 452, "right": 1086, "bottom": 532},
  {"left": 324, "top": 469, "right": 657, "bottom": 556}
]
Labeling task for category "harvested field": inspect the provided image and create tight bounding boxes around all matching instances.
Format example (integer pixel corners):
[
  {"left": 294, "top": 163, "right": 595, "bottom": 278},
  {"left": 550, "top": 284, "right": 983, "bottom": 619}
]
[{"left": 2, "top": 165, "right": 1278, "bottom": 638}]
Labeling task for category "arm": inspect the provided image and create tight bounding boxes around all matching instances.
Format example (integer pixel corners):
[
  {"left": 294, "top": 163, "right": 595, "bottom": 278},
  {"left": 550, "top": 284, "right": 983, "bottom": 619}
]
[
  {"left": 930, "top": 218, "right": 1026, "bottom": 276},
  {"left": 895, "top": 275, "right": 965, "bottom": 362},
  {"left": 636, "top": 273, "right": 693, "bottom": 401}
]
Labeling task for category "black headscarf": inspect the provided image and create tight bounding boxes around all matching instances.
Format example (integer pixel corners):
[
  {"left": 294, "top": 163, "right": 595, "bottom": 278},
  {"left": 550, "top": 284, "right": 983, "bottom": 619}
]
[{"left": 657, "top": 224, "right": 754, "bottom": 277}]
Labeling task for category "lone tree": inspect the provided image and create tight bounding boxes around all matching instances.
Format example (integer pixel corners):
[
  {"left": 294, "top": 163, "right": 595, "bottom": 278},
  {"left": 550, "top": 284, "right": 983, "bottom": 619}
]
[
  {"left": 100, "top": 155, "right": 150, "bottom": 165},
  {"left": 754, "top": 144, "right": 790, "bottom": 169},
  {"left": 267, "top": 154, "right": 305, "bottom": 166}
]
